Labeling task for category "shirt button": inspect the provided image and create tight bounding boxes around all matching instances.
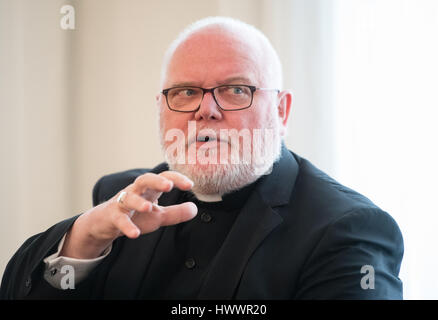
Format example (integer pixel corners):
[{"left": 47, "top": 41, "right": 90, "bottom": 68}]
[
  {"left": 50, "top": 268, "right": 57, "bottom": 276},
  {"left": 200, "top": 212, "right": 212, "bottom": 223},
  {"left": 185, "top": 257, "right": 196, "bottom": 269},
  {"left": 25, "top": 277, "right": 32, "bottom": 288}
]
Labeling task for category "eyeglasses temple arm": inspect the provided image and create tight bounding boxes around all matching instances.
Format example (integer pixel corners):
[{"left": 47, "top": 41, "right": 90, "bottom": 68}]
[{"left": 257, "top": 88, "right": 280, "bottom": 93}]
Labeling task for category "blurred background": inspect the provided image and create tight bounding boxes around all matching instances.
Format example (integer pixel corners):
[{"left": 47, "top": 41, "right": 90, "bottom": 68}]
[{"left": 1, "top": 0, "right": 437, "bottom": 299}]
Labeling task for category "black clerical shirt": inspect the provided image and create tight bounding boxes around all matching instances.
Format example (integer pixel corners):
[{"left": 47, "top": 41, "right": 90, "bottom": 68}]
[{"left": 138, "top": 183, "right": 256, "bottom": 299}]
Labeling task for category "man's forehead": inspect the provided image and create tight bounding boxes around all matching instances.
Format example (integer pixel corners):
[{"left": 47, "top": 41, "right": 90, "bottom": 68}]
[
  {"left": 166, "top": 60, "right": 261, "bottom": 88},
  {"left": 164, "top": 30, "right": 263, "bottom": 87},
  {"left": 173, "top": 31, "right": 260, "bottom": 60}
]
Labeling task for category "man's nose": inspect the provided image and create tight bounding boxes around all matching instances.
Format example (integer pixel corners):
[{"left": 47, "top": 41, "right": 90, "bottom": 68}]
[{"left": 194, "top": 91, "right": 223, "bottom": 121}]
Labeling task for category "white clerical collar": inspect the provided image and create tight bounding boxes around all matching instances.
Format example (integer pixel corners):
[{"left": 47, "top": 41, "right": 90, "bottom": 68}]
[{"left": 193, "top": 192, "right": 223, "bottom": 202}]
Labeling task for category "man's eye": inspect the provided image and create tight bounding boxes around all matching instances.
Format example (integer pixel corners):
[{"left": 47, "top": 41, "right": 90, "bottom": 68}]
[
  {"left": 232, "top": 87, "right": 244, "bottom": 94},
  {"left": 183, "top": 89, "right": 195, "bottom": 96},
  {"left": 172, "top": 89, "right": 196, "bottom": 97}
]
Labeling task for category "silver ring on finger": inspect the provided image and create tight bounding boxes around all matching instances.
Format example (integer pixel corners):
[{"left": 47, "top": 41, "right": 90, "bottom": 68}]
[
  {"left": 117, "top": 191, "right": 137, "bottom": 217},
  {"left": 117, "top": 191, "right": 130, "bottom": 211}
]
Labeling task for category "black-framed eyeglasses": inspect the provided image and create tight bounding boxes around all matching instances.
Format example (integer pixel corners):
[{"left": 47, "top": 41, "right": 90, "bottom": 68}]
[{"left": 161, "top": 84, "right": 280, "bottom": 112}]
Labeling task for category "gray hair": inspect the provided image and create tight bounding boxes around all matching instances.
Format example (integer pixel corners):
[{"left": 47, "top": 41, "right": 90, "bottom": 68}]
[{"left": 160, "top": 16, "right": 283, "bottom": 90}]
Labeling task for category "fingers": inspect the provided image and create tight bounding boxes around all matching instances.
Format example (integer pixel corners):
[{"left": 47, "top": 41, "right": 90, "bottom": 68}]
[
  {"left": 131, "top": 202, "right": 198, "bottom": 234},
  {"left": 116, "top": 191, "right": 153, "bottom": 214},
  {"left": 129, "top": 171, "right": 194, "bottom": 195},
  {"left": 75, "top": 171, "right": 196, "bottom": 249},
  {"left": 158, "top": 202, "right": 198, "bottom": 226},
  {"left": 113, "top": 213, "right": 141, "bottom": 239},
  {"left": 111, "top": 171, "right": 196, "bottom": 238},
  {"left": 111, "top": 190, "right": 153, "bottom": 239},
  {"left": 159, "top": 171, "right": 194, "bottom": 191}
]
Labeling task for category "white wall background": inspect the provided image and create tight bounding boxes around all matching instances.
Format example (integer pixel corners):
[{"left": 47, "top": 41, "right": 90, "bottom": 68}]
[
  {"left": 1, "top": 0, "right": 437, "bottom": 299},
  {"left": 331, "top": 0, "right": 438, "bottom": 300}
]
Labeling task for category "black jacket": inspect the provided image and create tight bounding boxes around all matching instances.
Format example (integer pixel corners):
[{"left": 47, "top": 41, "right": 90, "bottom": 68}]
[{"left": 0, "top": 147, "right": 404, "bottom": 299}]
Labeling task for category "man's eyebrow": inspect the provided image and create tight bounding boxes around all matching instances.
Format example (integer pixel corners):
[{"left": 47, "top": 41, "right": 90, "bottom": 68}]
[
  {"left": 168, "top": 81, "right": 199, "bottom": 88},
  {"left": 168, "top": 77, "right": 253, "bottom": 88},
  {"left": 219, "top": 76, "right": 253, "bottom": 85}
]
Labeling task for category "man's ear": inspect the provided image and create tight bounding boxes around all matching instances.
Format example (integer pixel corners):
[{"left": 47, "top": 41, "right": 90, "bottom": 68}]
[
  {"left": 277, "top": 90, "right": 292, "bottom": 136},
  {"left": 156, "top": 93, "right": 165, "bottom": 111}
]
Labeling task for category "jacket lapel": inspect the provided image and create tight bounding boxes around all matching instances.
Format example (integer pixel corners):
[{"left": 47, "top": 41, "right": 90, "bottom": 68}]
[{"left": 197, "top": 146, "right": 299, "bottom": 299}]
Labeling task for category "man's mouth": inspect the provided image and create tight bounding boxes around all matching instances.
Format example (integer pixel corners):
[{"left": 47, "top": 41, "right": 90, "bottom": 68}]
[
  {"left": 187, "top": 133, "right": 228, "bottom": 147},
  {"left": 197, "top": 135, "right": 213, "bottom": 142}
]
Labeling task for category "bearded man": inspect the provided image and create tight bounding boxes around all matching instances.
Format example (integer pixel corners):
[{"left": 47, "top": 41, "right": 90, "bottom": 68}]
[{"left": 0, "top": 17, "right": 403, "bottom": 300}]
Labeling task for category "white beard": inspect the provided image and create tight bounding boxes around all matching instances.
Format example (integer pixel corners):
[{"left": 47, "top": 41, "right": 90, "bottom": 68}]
[
  {"left": 170, "top": 159, "right": 261, "bottom": 196},
  {"left": 160, "top": 117, "right": 282, "bottom": 196}
]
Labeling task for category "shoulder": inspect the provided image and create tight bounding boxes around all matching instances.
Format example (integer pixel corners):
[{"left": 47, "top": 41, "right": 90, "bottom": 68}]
[
  {"left": 285, "top": 153, "right": 403, "bottom": 298},
  {"left": 294, "top": 206, "right": 404, "bottom": 299},
  {"left": 289, "top": 152, "right": 403, "bottom": 252},
  {"left": 289, "top": 153, "right": 386, "bottom": 226},
  {"left": 296, "top": 154, "right": 377, "bottom": 209},
  {"left": 92, "top": 162, "right": 169, "bottom": 206}
]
